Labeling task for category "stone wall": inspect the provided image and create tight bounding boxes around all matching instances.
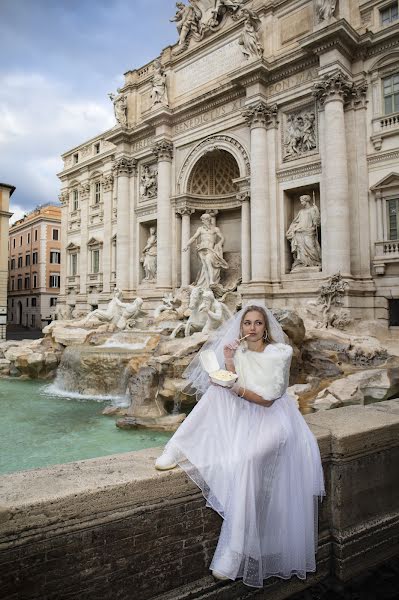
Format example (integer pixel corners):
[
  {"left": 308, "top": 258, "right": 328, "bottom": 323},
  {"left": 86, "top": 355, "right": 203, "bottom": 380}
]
[{"left": 1, "top": 401, "right": 399, "bottom": 599}]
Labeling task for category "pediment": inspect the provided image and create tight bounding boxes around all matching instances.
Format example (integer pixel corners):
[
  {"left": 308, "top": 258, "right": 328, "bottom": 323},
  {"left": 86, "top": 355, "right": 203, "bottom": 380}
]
[
  {"left": 66, "top": 242, "right": 80, "bottom": 251},
  {"left": 371, "top": 173, "right": 399, "bottom": 192},
  {"left": 87, "top": 237, "right": 103, "bottom": 247}
]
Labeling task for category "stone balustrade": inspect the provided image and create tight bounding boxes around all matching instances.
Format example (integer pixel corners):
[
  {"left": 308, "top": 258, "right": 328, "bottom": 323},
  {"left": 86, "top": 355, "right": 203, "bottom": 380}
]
[{"left": 1, "top": 401, "right": 399, "bottom": 600}]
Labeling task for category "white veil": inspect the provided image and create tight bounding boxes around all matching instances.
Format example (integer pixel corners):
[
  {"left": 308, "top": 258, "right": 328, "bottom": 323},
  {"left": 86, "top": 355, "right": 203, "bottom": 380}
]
[{"left": 183, "top": 302, "right": 286, "bottom": 399}]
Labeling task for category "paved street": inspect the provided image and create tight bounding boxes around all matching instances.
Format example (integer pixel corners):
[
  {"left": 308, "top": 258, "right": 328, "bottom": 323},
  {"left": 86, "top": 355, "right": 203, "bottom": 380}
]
[{"left": 6, "top": 325, "right": 43, "bottom": 341}]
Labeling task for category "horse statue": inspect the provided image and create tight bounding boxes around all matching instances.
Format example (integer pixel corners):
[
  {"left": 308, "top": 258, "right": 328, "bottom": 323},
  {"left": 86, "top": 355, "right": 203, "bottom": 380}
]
[{"left": 170, "top": 286, "right": 207, "bottom": 338}]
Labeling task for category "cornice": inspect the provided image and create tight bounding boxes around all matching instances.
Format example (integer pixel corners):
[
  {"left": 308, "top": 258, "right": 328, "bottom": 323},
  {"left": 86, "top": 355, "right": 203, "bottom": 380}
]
[
  {"left": 300, "top": 19, "right": 361, "bottom": 60},
  {"left": 367, "top": 149, "right": 399, "bottom": 165},
  {"left": 276, "top": 161, "right": 322, "bottom": 182},
  {"left": 57, "top": 151, "right": 115, "bottom": 180}
]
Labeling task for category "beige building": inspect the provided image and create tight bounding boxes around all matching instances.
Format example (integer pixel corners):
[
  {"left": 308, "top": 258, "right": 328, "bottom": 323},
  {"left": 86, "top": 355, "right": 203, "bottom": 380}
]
[
  {"left": 0, "top": 183, "right": 15, "bottom": 340},
  {"left": 8, "top": 205, "right": 61, "bottom": 329},
  {"left": 58, "top": 0, "right": 399, "bottom": 328}
]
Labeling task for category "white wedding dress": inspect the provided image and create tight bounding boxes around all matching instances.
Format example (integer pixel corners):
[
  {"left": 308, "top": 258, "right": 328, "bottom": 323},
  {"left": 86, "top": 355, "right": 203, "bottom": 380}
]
[{"left": 164, "top": 342, "right": 325, "bottom": 588}]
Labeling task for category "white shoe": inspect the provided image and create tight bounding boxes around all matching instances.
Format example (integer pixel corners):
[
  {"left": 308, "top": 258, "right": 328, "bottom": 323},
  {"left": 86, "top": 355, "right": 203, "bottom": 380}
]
[
  {"left": 155, "top": 448, "right": 177, "bottom": 471},
  {"left": 212, "top": 570, "right": 230, "bottom": 581}
]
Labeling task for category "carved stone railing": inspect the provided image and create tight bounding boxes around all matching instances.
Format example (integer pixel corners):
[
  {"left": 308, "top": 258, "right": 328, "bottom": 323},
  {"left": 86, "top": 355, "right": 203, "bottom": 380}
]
[
  {"left": 87, "top": 272, "right": 103, "bottom": 290},
  {"left": 373, "top": 240, "right": 399, "bottom": 274},
  {"left": 66, "top": 275, "right": 80, "bottom": 292},
  {"left": 371, "top": 111, "right": 399, "bottom": 150}
]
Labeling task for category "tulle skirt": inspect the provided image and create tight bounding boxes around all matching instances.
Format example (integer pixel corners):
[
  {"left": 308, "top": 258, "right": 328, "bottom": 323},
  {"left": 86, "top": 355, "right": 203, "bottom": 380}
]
[{"left": 166, "top": 385, "right": 325, "bottom": 588}]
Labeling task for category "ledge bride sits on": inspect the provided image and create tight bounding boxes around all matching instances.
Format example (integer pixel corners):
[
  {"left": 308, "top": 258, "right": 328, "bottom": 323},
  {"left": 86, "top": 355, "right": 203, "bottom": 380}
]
[{"left": 155, "top": 303, "right": 325, "bottom": 588}]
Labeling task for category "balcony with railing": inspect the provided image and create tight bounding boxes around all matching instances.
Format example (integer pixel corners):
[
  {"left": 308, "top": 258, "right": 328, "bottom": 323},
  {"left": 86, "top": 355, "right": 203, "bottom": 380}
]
[
  {"left": 371, "top": 111, "right": 399, "bottom": 150},
  {"left": 87, "top": 272, "right": 103, "bottom": 290},
  {"left": 373, "top": 240, "right": 399, "bottom": 275},
  {"left": 66, "top": 275, "right": 80, "bottom": 292}
]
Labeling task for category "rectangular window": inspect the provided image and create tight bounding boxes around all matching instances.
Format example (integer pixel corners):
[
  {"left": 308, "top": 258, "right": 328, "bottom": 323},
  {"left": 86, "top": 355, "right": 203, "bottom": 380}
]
[
  {"left": 24, "top": 276, "right": 30, "bottom": 289},
  {"left": 73, "top": 189, "right": 79, "bottom": 211},
  {"left": 32, "top": 251, "right": 38, "bottom": 264},
  {"left": 20, "top": 236, "right": 22, "bottom": 246},
  {"left": 17, "top": 256, "right": 22, "bottom": 268},
  {"left": 33, "top": 274, "right": 37, "bottom": 288},
  {"left": 94, "top": 181, "right": 101, "bottom": 204},
  {"left": 70, "top": 253, "right": 78, "bottom": 276},
  {"left": 34, "top": 229, "right": 38, "bottom": 242},
  {"left": 50, "top": 297, "right": 57, "bottom": 307},
  {"left": 13, "top": 238, "right": 15, "bottom": 249},
  {"left": 31, "top": 297, "right": 37, "bottom": 307},
  {"left": 92, "top": 249, "right": 100, "bottom": 274},
  {"left": 31, "top": 314, "right": 36, "bottom": 327},
  {"left": 50, "top": 251, "right": 61, "bottom": 264},
  {"left": 383, "top": 73, "right": 399, "bottom": 114},
  {"left": 11, "top": 258, "right": 15, "bottom": 270},
  {"left": 388, "top": 198, "right": 399, "bottom": 240},
  {"left": 73, "top": 153, "right": 79, "bottom": 164},
  {"left": 27, "top": 232, "right": 30, "bottom": 244},
  {"left": 11, "top": 279, "right": 15, "bottom": 291},
  {"left": 94, "top": 142, "right": 100, "bottom": 154},
  {"left": 25, "top": 254, "right": 30, "bottom": 266},
  {"left": 26, "top": 298, "right": 29, "bottom": 307},
  {"left": 52, "top": 229, "right": 59, "bottom": 241},
  {"left": 381, "top": 2, "right": 398, "bottom": 25},
  {"left": 49, "top": 274, "right": 60, "bottom": 288},
  {"left": 17, "top": 278, "right": 22, "bottom": 290}
]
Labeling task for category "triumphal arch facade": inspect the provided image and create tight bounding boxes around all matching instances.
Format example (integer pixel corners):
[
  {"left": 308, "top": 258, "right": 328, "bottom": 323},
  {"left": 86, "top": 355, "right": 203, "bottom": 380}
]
[{"left": 58, "top": 0, "right": 399, "bottom": 326}]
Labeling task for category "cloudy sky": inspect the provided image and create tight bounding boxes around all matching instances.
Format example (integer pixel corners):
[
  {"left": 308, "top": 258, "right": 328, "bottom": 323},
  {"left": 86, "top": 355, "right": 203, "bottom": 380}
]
[{"left": 0, "top": 0, "right": 178, "bottom": 222}]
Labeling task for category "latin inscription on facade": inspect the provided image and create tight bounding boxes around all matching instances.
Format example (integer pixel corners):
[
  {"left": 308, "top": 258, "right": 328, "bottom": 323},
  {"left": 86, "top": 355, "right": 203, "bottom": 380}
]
[
  {"left": 267, "top": 67, "right": 319, "bottom": 97},
  {"left": 175, "top": 39, "right": 243, "bottom": 96},
  {"left": 132, "top": 137, "right": 155, "bottom": 153},
  {"left": 174, "top": 98, "right": 244, "bottom": 135}
]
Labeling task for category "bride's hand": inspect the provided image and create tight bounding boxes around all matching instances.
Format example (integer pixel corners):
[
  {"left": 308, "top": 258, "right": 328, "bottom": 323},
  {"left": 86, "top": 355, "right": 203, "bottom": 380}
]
[{"left": 223, "top": 339, "right": 240, "bottom": 360}]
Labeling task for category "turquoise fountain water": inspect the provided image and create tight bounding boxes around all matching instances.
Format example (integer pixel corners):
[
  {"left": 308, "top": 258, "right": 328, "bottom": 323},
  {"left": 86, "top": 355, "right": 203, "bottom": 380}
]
[{"left": 0, "top": 379, "right": 172, "bottom": 475}]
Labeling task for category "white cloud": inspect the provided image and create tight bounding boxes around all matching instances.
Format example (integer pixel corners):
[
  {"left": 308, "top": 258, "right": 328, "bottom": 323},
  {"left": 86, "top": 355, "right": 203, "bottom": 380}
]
[
  {"left": 0, "top": 71, "right": 115, "bottom": 211},
  {"left": 9, "top": 204, "right": 27, "bottom": 225}
]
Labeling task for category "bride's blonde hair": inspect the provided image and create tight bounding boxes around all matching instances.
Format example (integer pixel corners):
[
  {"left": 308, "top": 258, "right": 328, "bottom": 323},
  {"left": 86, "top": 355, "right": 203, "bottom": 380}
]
[{"left": 240, "top": 305, "right": 277, "bottom": 343}]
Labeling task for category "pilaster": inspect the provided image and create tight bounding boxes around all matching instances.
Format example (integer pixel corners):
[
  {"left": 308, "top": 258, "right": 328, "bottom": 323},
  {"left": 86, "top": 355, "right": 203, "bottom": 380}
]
[{"left": 153, "top": 140, "right": 173, "bottom": 291}]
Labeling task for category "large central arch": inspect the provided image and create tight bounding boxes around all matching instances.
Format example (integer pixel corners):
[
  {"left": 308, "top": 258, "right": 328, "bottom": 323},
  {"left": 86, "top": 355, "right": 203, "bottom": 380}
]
[{"left": 177, "top": 134, "right": 250, "bottom": 195}]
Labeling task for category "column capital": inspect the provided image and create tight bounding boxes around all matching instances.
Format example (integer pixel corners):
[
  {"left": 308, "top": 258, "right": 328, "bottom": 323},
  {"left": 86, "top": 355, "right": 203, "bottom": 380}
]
[
  {"left": 242, "top": 101, "right": 278, "bottom": 129},
  {"left": 79, "top": 182, "right": 90, "bottom": 199},
  {"left": 312, "top": 71, "right": 354, "bottom": 107},
  {"left": 176, "top": 206, "right": 195, "bottom": 217},
  {"left": 103, "top": 173, "right": 114, "bottom": 192},
  {"left": 59, "top": 190, "right": 69, "bottom": 205},
  {"left": 350, "top": 79, "right": 368, "bottom": 110},
  {"left": 152, "top": 139, "right": 173, "bottom": 161},
  {"left": 236, "top": 189, "right": 250, "bottom": 203},
  {"left": 112, "top": 156, "right": 137, "bottom": 176}
]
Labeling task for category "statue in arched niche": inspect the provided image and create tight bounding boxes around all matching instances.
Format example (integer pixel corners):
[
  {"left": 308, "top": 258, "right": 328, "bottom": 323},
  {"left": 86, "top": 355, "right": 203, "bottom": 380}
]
[{"left": 183, "top": 213, "right": 228, "bottom": 288}]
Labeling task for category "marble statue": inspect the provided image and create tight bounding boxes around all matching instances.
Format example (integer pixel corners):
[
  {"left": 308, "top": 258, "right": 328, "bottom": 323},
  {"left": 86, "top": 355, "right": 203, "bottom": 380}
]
[
  {"left": 108, "top": 90, "right": 128, "bottom": 127},
  {"left": 170, "top": 1, "right": 203, "bottom": 47},
  {"left": 183, "top": 213, "right": 228, "bottom": 288},
  {"left": 116, "top": 298, "right": 144, "bottom": 330},
  {"left": 200, "top": 290, "right": 233, "bottom": 334},
  {"left": 284, "top": 111, "right": 316, "bottom": 158},
  {"left": 140, "top": 165, "right": 158, "bottom": 198},
  {"left": 76, "top": 289, "right": 144, "bottom": 330},
  {"left": 286, "top": 194, "right": 321, "bottom": 271},
  {"left": 315, "top": 0, "right": 337, "bottom": 21},
  {"left": 81, "top": 288, "right": 124, "bottom": 325},
  {"left": 151, "top": 60, "right": 169, "bottom": 107},
  {"left": 210, "top": 0, "right": 244, "bottom": 26},
  {"left": 171, "top": 286, "right": 206, "bottom": 337},
  {"left": 140, "top": 227, "right": 157, "bottom": 282},
  {"left": 238, "top": 10, "right": 263, "bottom": 60},
  {"left": 56, "top": 305, "right": 72, "bottom": 321}
]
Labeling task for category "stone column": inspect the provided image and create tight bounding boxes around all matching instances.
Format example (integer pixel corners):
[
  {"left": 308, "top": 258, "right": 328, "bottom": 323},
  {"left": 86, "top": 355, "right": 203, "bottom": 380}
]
[
  {"left": 153, "top": 140, "right": 173, "bottom": 290},
  {"left": 242, "top": 101, "right": 277, "bottom": 282},
  {"left": 102, "top": 174, "right": 113, "bottom": 295},
  {"left": 177, "top": 207, "right": 194, "bottom": 287},
  {"left": 237, "top": 191, "right": 251, "bottom": 283},
  {"left": 78, "top": 182, "right": 90, "bottom": 297},
  {"left": 113, "top": 157, "right": 135, "bottom": 293},
  {"left": 314, "top": 72, "right": 352, "bottom": 277},
  {"left": 58, "top": 190, "right": 69, "bottom": 300}
]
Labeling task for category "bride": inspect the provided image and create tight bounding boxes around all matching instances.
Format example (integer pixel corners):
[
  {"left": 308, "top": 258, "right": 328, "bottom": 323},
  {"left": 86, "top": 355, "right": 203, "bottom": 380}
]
[{"left": 155, "top": 303, "right": 325, "bottom": 588}]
